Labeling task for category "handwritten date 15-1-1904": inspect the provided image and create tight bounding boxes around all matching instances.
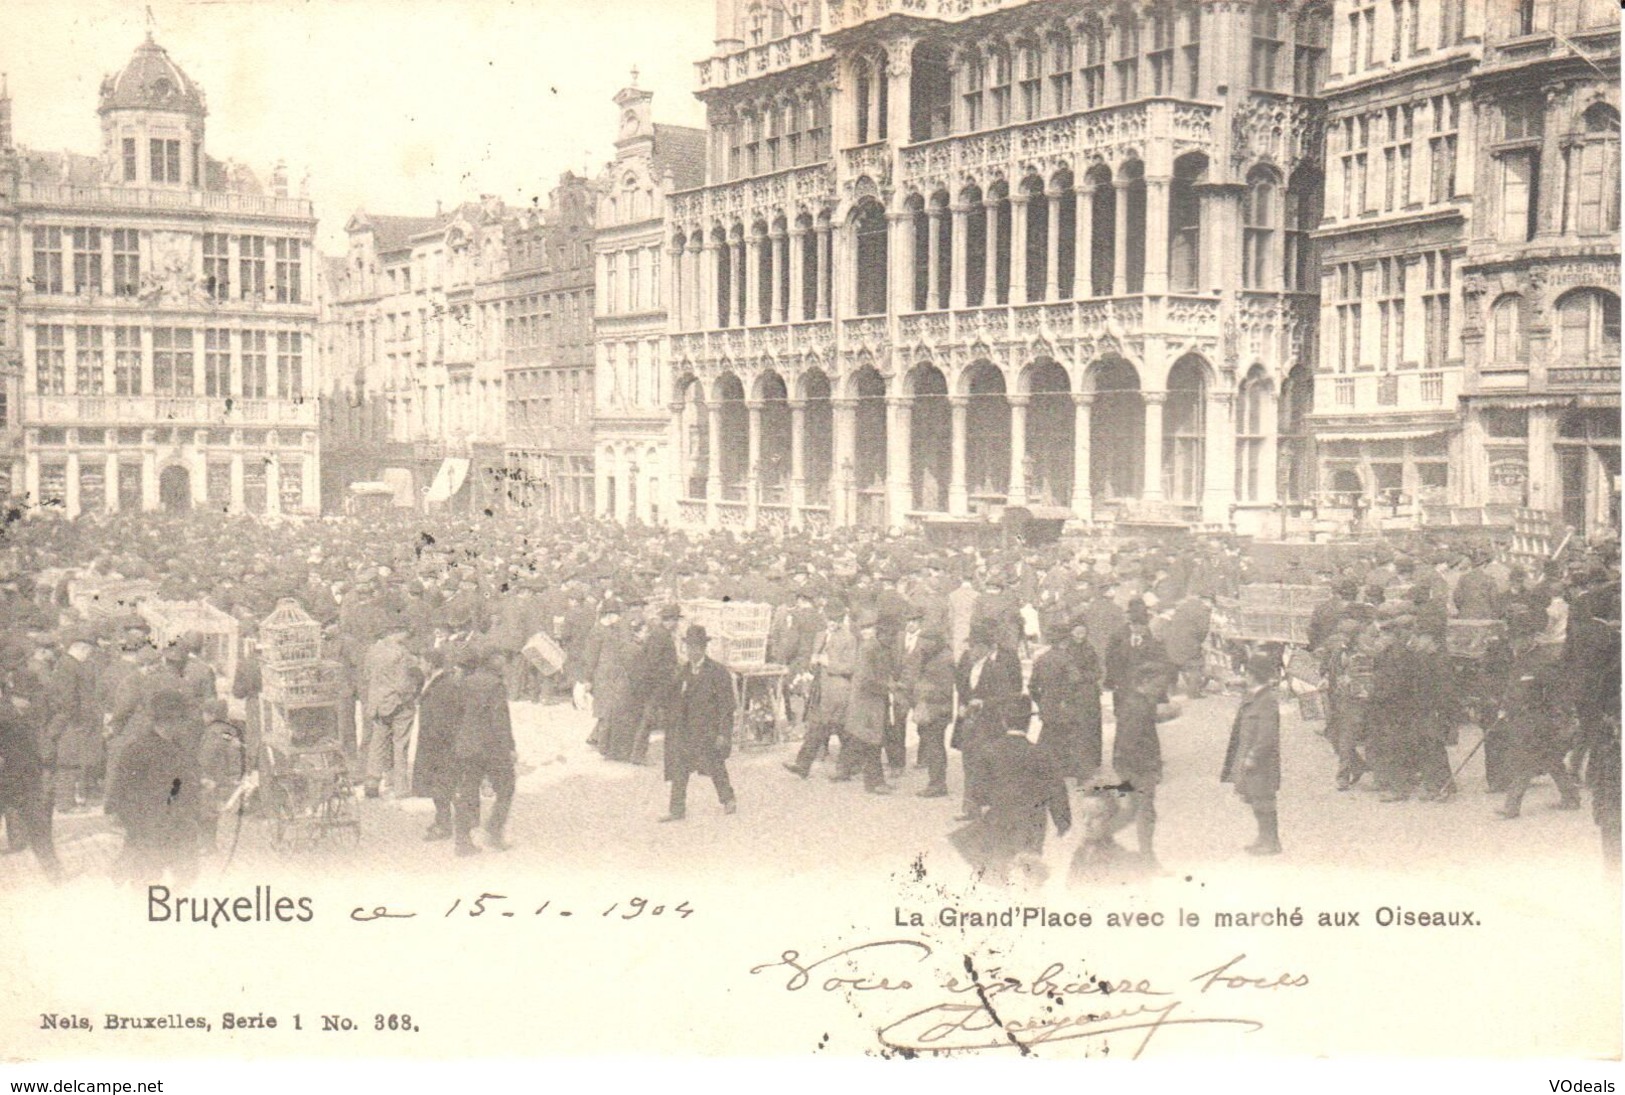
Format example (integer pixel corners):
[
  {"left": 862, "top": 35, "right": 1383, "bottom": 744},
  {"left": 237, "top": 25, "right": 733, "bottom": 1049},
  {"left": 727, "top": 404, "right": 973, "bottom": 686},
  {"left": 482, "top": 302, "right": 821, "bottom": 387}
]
[
  {"left": 348, "top": 895, "right": 694, "bottom": 922},
  {"left": 750, "top": 942, "right": 1309, "bottom": 1058}
]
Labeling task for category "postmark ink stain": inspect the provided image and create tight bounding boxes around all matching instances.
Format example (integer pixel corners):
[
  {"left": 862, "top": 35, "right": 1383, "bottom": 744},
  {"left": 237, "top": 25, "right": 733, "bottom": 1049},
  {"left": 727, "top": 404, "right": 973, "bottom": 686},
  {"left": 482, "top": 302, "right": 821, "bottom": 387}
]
[{"left": 963, "top": 954, "right": 1031, "bottom": 1057}]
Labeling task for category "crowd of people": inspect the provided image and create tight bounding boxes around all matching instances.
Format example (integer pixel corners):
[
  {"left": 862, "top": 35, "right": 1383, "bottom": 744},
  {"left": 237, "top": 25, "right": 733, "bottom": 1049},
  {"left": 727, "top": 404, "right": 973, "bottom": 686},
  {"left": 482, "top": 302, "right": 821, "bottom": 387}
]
[{"left": 0, "top": 506, "right": 1616, "bottom": 884}]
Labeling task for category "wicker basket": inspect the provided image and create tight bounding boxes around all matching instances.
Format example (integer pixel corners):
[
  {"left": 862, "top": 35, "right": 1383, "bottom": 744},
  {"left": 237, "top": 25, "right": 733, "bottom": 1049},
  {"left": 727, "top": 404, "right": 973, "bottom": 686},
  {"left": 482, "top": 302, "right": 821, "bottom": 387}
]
[{"left": 260, "top": 598, "right": 323, "bottom": 666}]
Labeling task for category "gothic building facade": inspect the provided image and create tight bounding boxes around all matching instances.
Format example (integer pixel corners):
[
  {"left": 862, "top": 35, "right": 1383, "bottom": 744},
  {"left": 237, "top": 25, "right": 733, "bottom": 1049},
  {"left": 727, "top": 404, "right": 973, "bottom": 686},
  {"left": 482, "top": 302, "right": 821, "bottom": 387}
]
[{"left": 663, "top": 0, "right": 1327, "bottom": 534}]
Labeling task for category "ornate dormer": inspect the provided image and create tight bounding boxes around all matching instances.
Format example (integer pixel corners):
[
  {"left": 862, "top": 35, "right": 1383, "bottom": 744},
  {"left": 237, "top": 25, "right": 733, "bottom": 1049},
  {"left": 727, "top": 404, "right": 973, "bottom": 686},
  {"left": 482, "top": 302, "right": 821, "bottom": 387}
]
[
  {"left": 614, "top": 68, "right": 654, "bottom": 149},
  {"left": 97, "top": 34, "right": 208, "bottom": 188}
]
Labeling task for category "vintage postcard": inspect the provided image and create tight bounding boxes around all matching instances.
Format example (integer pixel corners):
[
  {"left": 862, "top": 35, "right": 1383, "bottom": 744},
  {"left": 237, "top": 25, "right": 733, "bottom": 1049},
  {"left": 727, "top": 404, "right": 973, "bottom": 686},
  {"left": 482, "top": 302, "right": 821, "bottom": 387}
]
[{"left": 0, "top": 0, "right": 1618, "bottom": 1080}]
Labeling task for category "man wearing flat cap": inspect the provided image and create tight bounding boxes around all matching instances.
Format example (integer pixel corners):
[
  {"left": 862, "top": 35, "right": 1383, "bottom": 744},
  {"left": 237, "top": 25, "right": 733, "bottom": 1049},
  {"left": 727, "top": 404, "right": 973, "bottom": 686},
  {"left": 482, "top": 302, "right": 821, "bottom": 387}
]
[{"left": 661, "top": 625, "right": 737, "bottom": 822}]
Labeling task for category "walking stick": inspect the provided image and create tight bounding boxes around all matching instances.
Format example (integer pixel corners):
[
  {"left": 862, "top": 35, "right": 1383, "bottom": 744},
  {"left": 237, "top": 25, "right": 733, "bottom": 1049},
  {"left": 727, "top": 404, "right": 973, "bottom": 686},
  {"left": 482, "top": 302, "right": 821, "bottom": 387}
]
[{"left": 1450, "top": 730, "right": 1487, "bottom": 784}]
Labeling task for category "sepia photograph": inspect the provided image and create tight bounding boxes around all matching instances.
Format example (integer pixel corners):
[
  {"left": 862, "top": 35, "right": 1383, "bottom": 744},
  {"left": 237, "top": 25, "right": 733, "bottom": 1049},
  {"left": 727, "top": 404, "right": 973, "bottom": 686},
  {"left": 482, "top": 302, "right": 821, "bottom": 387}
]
[{"left": 0, "top": 0, "right": 1618, "bottom": 1084}]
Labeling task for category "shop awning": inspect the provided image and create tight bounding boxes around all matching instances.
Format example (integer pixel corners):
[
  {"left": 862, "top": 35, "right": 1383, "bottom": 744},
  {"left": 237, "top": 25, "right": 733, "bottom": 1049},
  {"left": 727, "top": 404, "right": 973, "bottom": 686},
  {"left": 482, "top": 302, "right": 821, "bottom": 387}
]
[
  {"left": 1312, "top": 428, "right": 1452, "bottom": 443},
  {"left": 425, "top": 458, "right": 470, "bottom": 503}
]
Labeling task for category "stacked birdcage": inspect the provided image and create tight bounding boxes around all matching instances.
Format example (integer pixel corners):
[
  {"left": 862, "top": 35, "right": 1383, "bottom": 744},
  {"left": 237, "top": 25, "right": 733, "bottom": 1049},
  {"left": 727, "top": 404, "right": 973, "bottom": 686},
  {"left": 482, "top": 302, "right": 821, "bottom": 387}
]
[
  {"left": 258, "top": 599, "right": 343, "bottom": 741},
  {"left": 140, "top": 599, "right": 241, "bottom": 686},
  {"left": 679, "top": 599, "right": 774, "bottom": 668}
]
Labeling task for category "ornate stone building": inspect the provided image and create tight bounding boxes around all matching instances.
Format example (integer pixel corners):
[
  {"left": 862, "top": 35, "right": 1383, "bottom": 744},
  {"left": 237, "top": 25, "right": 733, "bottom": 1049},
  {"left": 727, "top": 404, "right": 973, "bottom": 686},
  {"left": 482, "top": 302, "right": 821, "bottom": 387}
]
[
  {"left": 6, "top": 35, "right": 319, "bottom": 517},
  {"left": 1312, "top": 0, "right": 1618, "bottom": 538},
  {"left": 499, "top": 173, "right": 597, "bottom": 519},
  {"left": 664, "top": 0, "right": 1326, "bottom": 534},
  {"left": 1458, "top": 0, "right": 1618, "bottom": 537},
  {"left": 593, "top": 77, "right": 706, "bottom": 525}
]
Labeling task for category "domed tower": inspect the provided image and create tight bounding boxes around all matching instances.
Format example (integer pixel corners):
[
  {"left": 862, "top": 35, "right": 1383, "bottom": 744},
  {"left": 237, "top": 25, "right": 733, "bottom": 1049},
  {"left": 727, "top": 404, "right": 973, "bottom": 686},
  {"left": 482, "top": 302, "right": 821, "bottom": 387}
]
[{"left": 97, "top": 33, "right": 207, "bottom": 188}]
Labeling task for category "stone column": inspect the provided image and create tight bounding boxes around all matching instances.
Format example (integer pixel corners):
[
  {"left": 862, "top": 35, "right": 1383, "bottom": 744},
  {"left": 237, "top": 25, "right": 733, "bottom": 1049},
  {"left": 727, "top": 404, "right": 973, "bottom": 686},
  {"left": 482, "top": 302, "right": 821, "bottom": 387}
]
[
  {"left": 788, "top": 228, "right": 807, "bottom": 323},
  {"left": 949, "top": 204, "right": 969, "bottom": 309},
  {"left": 104, "top": 453, "right": 119, "bottom": 514},
  {"left": 22, "top": 447, "right": 39, "bottom": 510},
  {"left": 706, "top": 401, "right": 723, "bottom": 528},
  {"left": 1113, "top": 180, "right": 1131, "bottom": 295},
  {"left": 141, "top": 443, "right": 158, "bottom": 512},
  {"left": 230, "top": 451, "right": 245, "bottom": 515},
  {"left": 816, "top": 227, "right": 831, "bottom": 319},
  {"left": 831, "top": 396, "right": 857, "bottom": 527},
  {"left": 983, "top": 199, "right": 1001, "bottom": 306},
  {"left": 595, "top": 450, "right": 612, "bottom": 519},
  {"left": 1009, "top": 194, "right": 1030, "bottom": 304},
  {"left": 788, "top": 397, "right": 807, "bottom": 528},
  {"left": 735, "top": 238, "right": 749, "bottom": 327},
  {"left": 1142, "top": 392, "right": 1166, "bottom": 501},
  {"left": 265, "top": 450, "right": 282, "bottom": 516},
  {"left": 886, "top": 394, "right": 913, "bottom": 526},
  {"left": 1143, "top": 174, "right": 1171, "bottom": 296},
  {"left": 1071, "top": 393, "right": 1093, "bottom": 520},
  {"left": 1045, "top": 189, "right": 1062, "bottom": 300},
  {"left": 926, "top": 207, "right": 944, "bottom": 309},
  {"left": 1007, "top": 395, "right": 1029, "bottom": 506},
  {"left": 948, "top": 395, "right": 969, "bottom": 516},
  {"left": 1075, "top": 183, "right": 1095, "bottom": 297},
  {"left": 670, "top": 245, "right": 686, "bottom": 331},
  {"left": 744, "top": 233, "right": 762, "bottom": 326},
  {"left": 770, "top": 231, "right": 787, "bottom": 324},
  {"left": 745, "top": 399, "right": 762, "bottom": 530},
  {"left": 64, "top": 450, "right": 80, "bottom": 520},
  {"left": 889, "top": 210, "right": 914, "bottom": 316},
  {"left": 1203, "top": 391, "right": 1236, "bottom": 523}
]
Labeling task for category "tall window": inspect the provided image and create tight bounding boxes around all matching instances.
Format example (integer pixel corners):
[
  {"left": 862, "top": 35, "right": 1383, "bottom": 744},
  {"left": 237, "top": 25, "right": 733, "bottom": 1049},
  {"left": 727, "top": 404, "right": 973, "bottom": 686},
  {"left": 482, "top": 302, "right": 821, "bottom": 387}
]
[
  {"left": 1148, "top": 11, "right": 1176, "bottom": 95},
  {"left": 990, "top": 47, "right": 1012, "bottom": 127},
  {"left": 1048, "top": 32, "right": 1074, "bottom": 115},
  {"left": 242, "top": 331, "right": 268, "bottom": 398},
  {"left": 1243, "top": 168, "right": 1278, "bottom": 289},
  {"left": 1382, "top": 105, "right": 1413, "bottom": 211},
  {"left": 1428, "top": 94, "right": 1458, "bottom": 203},
  {"left": 273, "top": 239, "right": 302, "bottom": 303},
  {"left": 1018, "top": 41, "right": 1043, "bottom": 120},
  {"left": 1294, "top": 5, "right": 1329, "bottom": 94},
  {"left": 122, "top": 138, "right": 138, "bottom": 182},
  {"left": 205, "top": 329, "right": 231, "bottom": 397},
  {"left": 1079, "top": 19, "right": 1107, "bottom": 108},
  {"left": 1251, "top": 1, "right": 1283, "bottom": 90},
  {"left": 75, "top": 326, "right": 105, "bottom": 394},
  {"left": 1340, "top": 115, "right": 1370, "bottom": 217},
  {"left": 111, "top": 229, "right": 139, "bottom": 297},
  {"left": 113, "top": 327, "right": 142, "bottom": 395},
  {"left": 1556, "top": 289, "right": 1621, "bottom": 363},
  {"left": 1113, "top": 17, "right": 1139, "bottom": 100},
  {"left": 31, "top": 227, "right": 63, "bottom": 295},
  {"left": 1391, "top": 0, "right": 1419, "bottom": 61},
  {"left": 1488, "top": 294, "right": 1526, "bottom": 364},
  {"left": 34, "top": 325, "right": 66, "bottom": 394},
  {"left": 150, "top": 138, "right": 181, "bottom": 184},
  {"left": 1284, "top": 169, "right": 1322, "bottom": 289},
  {"left": 628, "top": 251, "right": 642, "bottom": 311},
  {"left": 1334, "top": 262, "right": 1363, "bottom": 371},
  {"left": 1348, "top": 2, "right": 1376, "bottom": 72},
  {"left": 604, "top": 253, "right": 618, "bottom": 315},
  {"left": 153, "top": 328, "right": 193, "bottom": 396},
  {"left": 1236, "top": 370, "right": 1268, "bottom": 502},
  {"left": 203, "top": 233, "right": 230, "bottom": 300},
  {"left": 70, "top": 228, "right": 101, "bottom": 295},
  {"left": 1376, "top": 256, "right": 1406, "bottom": 369},
  {"left": 1567, "top": 104, "right": 1620, "bottom": 236},
  {"left": 1516, "top": 0, "right": 1552, "bottom": 35},
  {"left": 1422, "top": 251, "right": 1452, "bottom": 368},
  {"left": 853, "top": 201, "right": 888, "bottom": 316},
  {"left": 276, "top": 332, "right": 303, "bottom": 400},
  {"left": 651, "top": 248, "right": 662, "bottom": 308},
  {"left": 1179, "top": 3, "right": 1202, "bottom": 96},
  {"left": 1499, "top": 151, "right": 1539, "bottom": 241},
  {"left": 240, "top": 236, "right": 267, "bottom": 299}
]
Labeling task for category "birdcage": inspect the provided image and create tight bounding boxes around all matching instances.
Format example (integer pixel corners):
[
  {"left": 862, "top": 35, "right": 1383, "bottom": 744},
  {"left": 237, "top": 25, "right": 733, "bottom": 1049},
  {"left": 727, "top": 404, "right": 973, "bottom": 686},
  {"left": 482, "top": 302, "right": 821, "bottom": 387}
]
[
  {"left": 262, "top": 659, "right": 345, "bottom": 706},
  {"left": 140, "top": 599, "right": 241, "bottom": 684},
  {"left": 259, "top": 598, "right": 323, "bottom": 665},
  {"left": 680, "top": 599, "right": 774, "bottom": 668}
]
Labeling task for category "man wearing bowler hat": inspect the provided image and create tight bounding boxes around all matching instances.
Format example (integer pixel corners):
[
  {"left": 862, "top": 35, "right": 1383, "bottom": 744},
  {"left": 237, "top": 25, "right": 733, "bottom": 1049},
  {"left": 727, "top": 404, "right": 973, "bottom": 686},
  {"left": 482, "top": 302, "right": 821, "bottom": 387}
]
[{"left": 661, "top": 625, "right": 738, "bottom": 822}]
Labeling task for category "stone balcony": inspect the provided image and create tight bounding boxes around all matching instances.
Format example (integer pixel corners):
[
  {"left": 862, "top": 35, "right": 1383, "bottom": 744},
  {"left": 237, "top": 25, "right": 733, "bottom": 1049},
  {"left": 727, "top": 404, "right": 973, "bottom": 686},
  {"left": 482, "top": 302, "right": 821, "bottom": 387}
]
[
  {"left": 696, "top": 29, "right": 829, "bottom": 92},
  {"left": 14, "top": 182, "right": 314, "bottom": 222},
  {"left": 24, "top": 394, "right": 318, "bottom": 429},
  {"left": 823, "top": 0, "right": 1039, "bottom": 33},
  {"left": 671, "top": 319, "right": 836, "bottom": 370},
  {"left": 898, "top": 99, "right": 1220, "bottom": 188},
  {"left": 667, "top": 162, "right": 834, "bottom": 225}
]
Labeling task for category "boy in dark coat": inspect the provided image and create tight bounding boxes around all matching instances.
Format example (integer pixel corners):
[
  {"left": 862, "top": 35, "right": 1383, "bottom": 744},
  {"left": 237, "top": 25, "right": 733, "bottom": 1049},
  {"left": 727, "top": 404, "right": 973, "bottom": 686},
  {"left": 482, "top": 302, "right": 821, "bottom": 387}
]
[
  {"left": 413, "top": 646, "right": 463, "bottom": 842},
  {"left": 661, "top": 625, "right": 737, "bottom": 822},
  {"left": 1109, "top": 664, "right": 1166, "bottom": 865},
  {"left": 1222, "top": 653, "right": 1282, "bottom": 855}
]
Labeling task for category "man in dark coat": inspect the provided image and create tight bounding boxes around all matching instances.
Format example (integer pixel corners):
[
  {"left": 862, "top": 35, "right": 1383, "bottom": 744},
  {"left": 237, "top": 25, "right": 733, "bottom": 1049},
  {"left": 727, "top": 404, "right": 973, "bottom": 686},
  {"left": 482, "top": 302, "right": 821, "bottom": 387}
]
[
  {"left": 1109, "top": 663, "right": 1167, "bottom": 866},
  {"left": 909, "top": 630, "right": 956, "bottom": 798},
  {"left": 958, "top": 694, "right": 1071, "bottom": 885},
  {"left": 1103, "top": 599, "right": 1170, "bottom": 712},
  {"left": 843, "top": 608, "right": 895, "bottom": 794},
  {"left": 623, "top": 603, "right": 681, "bottom": 765},
  {"left": 0, "top": 690, "right": 61, "bottom": 881},
  {"left": 412, "top": 646, "right": 463, "bottom": 842},
  {"left": 452, "top": 646, "right": 517, "bottom": 855},
  {"left": 1496, "top": 611, "right": 1581, "bottom": 820},
  {"left": 1028, "top": 610, "right": 1104, "bottom": 781},
  {"left": 108, "top": 690, "right": 201, "bottom": 885},
  {"left": 661, "top": 625, "right": 737, "bottom": 822},
  {"left": 1221, "top": 653, "right": 1282, "bottom": 855},
  {"left": 953, "top": 617, "right": 1023, "bottom": 820}
]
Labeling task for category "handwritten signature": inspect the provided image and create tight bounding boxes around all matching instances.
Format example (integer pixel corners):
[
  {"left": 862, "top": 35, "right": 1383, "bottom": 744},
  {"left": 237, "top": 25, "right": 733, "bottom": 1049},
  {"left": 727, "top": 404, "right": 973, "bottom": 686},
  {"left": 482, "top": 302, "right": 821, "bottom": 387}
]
[{"left": 751, "top": 942, "right": 1306, "bottom": 1057}]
